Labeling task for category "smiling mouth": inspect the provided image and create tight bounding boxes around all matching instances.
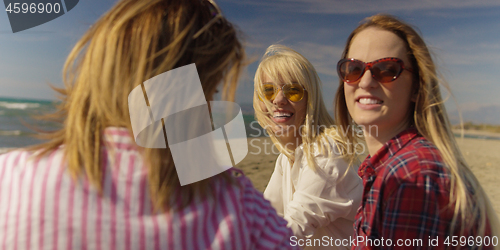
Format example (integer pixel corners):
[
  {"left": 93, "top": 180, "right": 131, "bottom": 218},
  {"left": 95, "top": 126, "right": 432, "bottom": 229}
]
[
  {"left": 272, "top": 111, "right": 294, "bottom": 123},
  {"left": 357, "top": 97, "right": 383, "bottom": 105},
  {"left": 273, "top": 111, "right": 293, "bottom": 119}
]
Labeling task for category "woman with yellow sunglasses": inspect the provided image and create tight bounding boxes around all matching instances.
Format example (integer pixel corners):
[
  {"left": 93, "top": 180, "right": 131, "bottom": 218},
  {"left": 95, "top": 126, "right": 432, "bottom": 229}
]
[{"left": 254, "top": 44, "right": 363, "bottom": 249}]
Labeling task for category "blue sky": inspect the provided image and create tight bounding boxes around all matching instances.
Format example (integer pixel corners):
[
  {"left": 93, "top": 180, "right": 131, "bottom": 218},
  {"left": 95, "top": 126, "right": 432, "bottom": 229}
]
[{"left": 1, "top": 0, "right": 500, "bottom": 123}]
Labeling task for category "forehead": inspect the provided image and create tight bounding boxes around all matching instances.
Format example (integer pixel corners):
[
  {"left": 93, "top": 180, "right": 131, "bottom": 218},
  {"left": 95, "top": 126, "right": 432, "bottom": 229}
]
[
  {"left": 261, "top": 72, "right": 298, "bottom": 85},
  {"left": 262, "top": 73, "right": 274, "bottom": 83},
  {"left": 347, "top": 27, "right": 409, "bottom": 64}
]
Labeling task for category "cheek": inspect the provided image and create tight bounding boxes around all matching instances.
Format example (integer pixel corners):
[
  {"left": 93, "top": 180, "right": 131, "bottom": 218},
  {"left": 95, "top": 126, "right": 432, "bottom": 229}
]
[
  {"left": 295, "top": 98, "right": 308, "bottom": 121},
  {"left": 258, "top": 100, "right": 268, "bottom": 113},
  {"left": 388, "top": 78, "right": 413, "bottom": 103},
  {"left": 393, "top": 88, "right": 413, "bottom": 111},
  {"left": 344, "top": 84, "right": 356, "bottom": 103},
  {"left": 383, "top": 80, "right": 414, "bottom": 116}
]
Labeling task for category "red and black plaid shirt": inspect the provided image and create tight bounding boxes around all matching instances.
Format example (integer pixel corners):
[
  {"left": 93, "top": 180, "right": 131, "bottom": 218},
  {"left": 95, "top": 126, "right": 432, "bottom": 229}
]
[{"left": 353, "top": 128, "right": 490, "bottom": 249}]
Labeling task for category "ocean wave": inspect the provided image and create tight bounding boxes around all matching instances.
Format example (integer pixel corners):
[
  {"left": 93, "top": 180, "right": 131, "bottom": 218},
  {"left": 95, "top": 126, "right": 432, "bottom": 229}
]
[
  {"left": 0, "top": 130, "right": 22, "bottom": 136},
  {"left": 0, "top": 101, "right": 41, "bottom": 110}
]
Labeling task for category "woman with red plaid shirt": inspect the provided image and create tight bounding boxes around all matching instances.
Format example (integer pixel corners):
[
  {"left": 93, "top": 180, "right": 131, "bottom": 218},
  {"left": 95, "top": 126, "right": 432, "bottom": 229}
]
[{"left": 334, "top": 14, "right": 499, "bottom": 249}]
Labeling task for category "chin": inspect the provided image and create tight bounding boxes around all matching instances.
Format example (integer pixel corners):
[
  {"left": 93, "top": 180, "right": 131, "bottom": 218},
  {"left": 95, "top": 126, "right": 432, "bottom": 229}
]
[
  {"left": 352, "top": 116, "right": 380, "bottom": 126},
  {"left": 273, "top": 124, "right": 297, "bottom": 136}
]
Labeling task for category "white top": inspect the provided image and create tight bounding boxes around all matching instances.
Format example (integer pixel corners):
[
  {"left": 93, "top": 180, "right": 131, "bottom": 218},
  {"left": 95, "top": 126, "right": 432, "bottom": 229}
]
[{"left": 264, "top": 139, "right": 363, "bottom": 249}]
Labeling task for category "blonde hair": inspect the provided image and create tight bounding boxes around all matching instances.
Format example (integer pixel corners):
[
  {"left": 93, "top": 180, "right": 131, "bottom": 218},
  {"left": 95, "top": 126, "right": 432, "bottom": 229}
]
[
  {"left": 28, "top": 0, "right": 245, "bottom": 211},
  {"left": 334, "top": 14, "right": 499, "bottom": 244},
  {"left": 254, "top": 45, "right": 344, "bottom": 169}
]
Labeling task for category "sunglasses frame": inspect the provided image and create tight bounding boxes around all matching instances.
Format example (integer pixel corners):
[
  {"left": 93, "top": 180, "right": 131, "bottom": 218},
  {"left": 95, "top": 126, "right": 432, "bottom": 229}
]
[
  {"left": 193, "top": 0, "right": 224, "bottom": 39},
  {"left": 337, "top": 57, "right": 413, "bottom": 84},
  {"left": 258, "top": 83, "right": 307, "bottom": 103}
]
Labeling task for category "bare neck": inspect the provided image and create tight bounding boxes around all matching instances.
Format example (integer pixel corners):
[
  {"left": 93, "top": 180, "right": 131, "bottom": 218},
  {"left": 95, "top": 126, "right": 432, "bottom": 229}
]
[
  {"left": 278, "top": 134, "right": 302, "bottom": 151},
  {"left": 363, "top": 122, "right": 410, "bottom": 156}
]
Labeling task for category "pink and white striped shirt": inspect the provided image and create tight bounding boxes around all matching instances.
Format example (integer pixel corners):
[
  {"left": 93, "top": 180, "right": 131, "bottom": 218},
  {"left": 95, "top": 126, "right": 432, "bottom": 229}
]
[{"left": 0, "top": 127, "right": 296, "bottom": 250}]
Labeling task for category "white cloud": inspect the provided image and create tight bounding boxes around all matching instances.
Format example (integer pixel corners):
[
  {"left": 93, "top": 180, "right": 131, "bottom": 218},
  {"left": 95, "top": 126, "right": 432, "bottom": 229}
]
[
  {"left": 294, "top": 42, "right": 344, "bottom": 77},
  {"left": 424, "top": 19, "right": 500, "bottom": 66},
  {"left": 429, "top": 39, "right": 500, "bottom": 67}
]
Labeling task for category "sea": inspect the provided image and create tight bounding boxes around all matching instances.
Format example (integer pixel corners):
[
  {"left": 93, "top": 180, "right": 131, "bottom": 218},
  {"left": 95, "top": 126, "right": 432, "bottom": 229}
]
[
  {"left": 1, "top": 97, "right": 498, "bottom": 154},
  {"left": 0, "top": 97, "right": 61, "bottom": 152},
  {"left": 0, "top": 97, "right": 265, "bottom": 154}
]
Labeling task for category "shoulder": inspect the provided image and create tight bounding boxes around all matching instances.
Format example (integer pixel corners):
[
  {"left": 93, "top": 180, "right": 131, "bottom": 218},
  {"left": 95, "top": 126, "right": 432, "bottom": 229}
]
[
  {"left": 299, "top": 136, "right": 350, "bottom": 173},
  {"left": 213, "top": 168, "right": 291, "bottom": 232},
  {"left": 380, "top": 137, "right": 451, "bottom": 192},
  {"left": 272, "top": 153, "right": 287, "bottom": 174},
  {"left": 217, "top": 168, "right": 280, "bottom": 213},
  {"left": 276, "top": 153, "right": 286, "bottom": 164},
  {"left": 0, "top": 149, "right": 35, "bottom": 168},
  {"left": 0, "top": 148, "right": 65, "bottom": 192},
  {"left": 386, "top": 137, "right": 445, "bottom": 172},
  {"left": 313, "top": 135, "right": 343, "bottom": 155},
  {"left": 213, "top": 168, "right": 270, "bottom": 204}
]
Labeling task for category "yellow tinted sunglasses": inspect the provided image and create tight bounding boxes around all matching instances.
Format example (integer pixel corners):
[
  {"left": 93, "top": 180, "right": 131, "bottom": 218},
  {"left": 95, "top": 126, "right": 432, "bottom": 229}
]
[{"left": 258, "top": 83, "right": 306, "bottom": 102}]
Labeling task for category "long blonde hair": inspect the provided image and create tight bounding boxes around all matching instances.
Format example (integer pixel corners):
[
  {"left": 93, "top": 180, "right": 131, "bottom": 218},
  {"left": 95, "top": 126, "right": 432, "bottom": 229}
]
[
  {"left": 334, "top": 14, "right": 499, "bottom": 244},
  {"left": 254, "top": 45, "right": 344, "bottom": 169},
  {"left": 28, "top": 0, "right": 245, "bottom": 211}
]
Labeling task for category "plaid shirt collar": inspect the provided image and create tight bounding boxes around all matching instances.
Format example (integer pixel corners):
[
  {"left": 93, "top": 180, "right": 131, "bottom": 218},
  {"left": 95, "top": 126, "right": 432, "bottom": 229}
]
[{"left": 358, "top": 127, "right": 420, "bottom": 178}]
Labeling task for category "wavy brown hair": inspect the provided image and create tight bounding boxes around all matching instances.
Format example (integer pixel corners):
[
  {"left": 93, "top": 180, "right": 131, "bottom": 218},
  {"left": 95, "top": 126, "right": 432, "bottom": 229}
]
[
  {"left": 28, "top": 0, "right": 245, "bottom": 211},
  {"left": 334, "top": 14, "right": 499, "bottom": 246}
]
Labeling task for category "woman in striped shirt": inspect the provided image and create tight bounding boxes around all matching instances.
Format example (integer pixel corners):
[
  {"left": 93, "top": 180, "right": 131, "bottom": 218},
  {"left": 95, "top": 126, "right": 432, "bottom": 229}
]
[{"left": 0, "top": 0, "right": 296, "bottom": 249}]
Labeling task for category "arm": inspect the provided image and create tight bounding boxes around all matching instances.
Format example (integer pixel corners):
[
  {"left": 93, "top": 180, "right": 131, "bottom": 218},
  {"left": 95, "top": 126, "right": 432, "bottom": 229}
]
[
  {"left": 376, "top": 175, "right": 451, "bottom": 250},
  {"left": 284, "top": 150, "right": 362, "bottom": 239},
  {"left": 237, "top": 170, "right": 298, "bottom": 249},
  {"left": 263, "top": 154, "right": 285, "bottom": 216}
]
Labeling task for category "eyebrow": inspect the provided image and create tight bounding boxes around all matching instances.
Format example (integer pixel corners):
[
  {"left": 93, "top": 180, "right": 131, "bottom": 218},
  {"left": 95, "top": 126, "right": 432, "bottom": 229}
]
[{"left": 262, "top": 81, "right": 300, "bottom": 85}]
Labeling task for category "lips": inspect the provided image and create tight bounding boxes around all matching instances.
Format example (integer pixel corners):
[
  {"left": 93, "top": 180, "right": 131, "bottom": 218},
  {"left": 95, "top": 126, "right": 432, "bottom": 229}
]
[
  {"left": 356, "top": 96, "right": 383, "bottom": 104},
  {"left": 272, "top": 110, "right": 294, "bottom": 123},
  {"left": 273, "top": 111, "right": 292, "bottom": 118},
  {"left": 355, "top": 96, "right": 383, "bottom": 110}
]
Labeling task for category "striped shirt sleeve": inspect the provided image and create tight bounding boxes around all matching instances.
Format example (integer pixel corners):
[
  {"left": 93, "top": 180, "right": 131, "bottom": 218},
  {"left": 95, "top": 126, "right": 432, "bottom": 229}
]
[{"left": 235, "top": 171, "right": 297, "bottom": 249}]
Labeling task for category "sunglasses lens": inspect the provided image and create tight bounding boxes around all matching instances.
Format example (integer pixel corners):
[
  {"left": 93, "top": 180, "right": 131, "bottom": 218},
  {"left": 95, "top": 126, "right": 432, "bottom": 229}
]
[
  {"left": 259, "top": 84, "right": 304, "bottom": 102},
  {"left": 261, "top": 84, "right": 276, "bottom": 101},
  {"left": 283, "top": 84, "right": 305, "bottom": 102},
  {"left": 339, "top": 60, "right": 364, "bottom": 82},
  {"left": 339, "top": 58, "right": 405, "bottom": 83},
  {"left": 372, "top": 61, "right": 402, "bottom": 83}
]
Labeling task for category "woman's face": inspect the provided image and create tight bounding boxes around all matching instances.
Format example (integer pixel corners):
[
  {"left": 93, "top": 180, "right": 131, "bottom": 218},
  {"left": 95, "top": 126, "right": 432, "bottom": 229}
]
[
  {"left": 344, "top": 27, "right": 415, "bottom": 136},
  {"left": 258, "top": 74, "right": 308, "bottom": 139}
]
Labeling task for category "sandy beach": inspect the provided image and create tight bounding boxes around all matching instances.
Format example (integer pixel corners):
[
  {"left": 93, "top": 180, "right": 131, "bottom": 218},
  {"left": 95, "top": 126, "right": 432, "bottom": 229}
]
[
  {"left": 2, "top": 131, "right": 499, "bottom": 215},
  {"left": 236, "top": 135, "right": 500, "bottom": 216}
]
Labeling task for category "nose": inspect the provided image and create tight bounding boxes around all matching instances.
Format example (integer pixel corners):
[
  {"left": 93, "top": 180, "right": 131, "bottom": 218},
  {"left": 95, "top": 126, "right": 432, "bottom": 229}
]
[
  {"left": 272, "top": 88, "right": 287, "bottom": 106},
  {"left": 357, "top": 69, "right": 378, "bottom": 89}
]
